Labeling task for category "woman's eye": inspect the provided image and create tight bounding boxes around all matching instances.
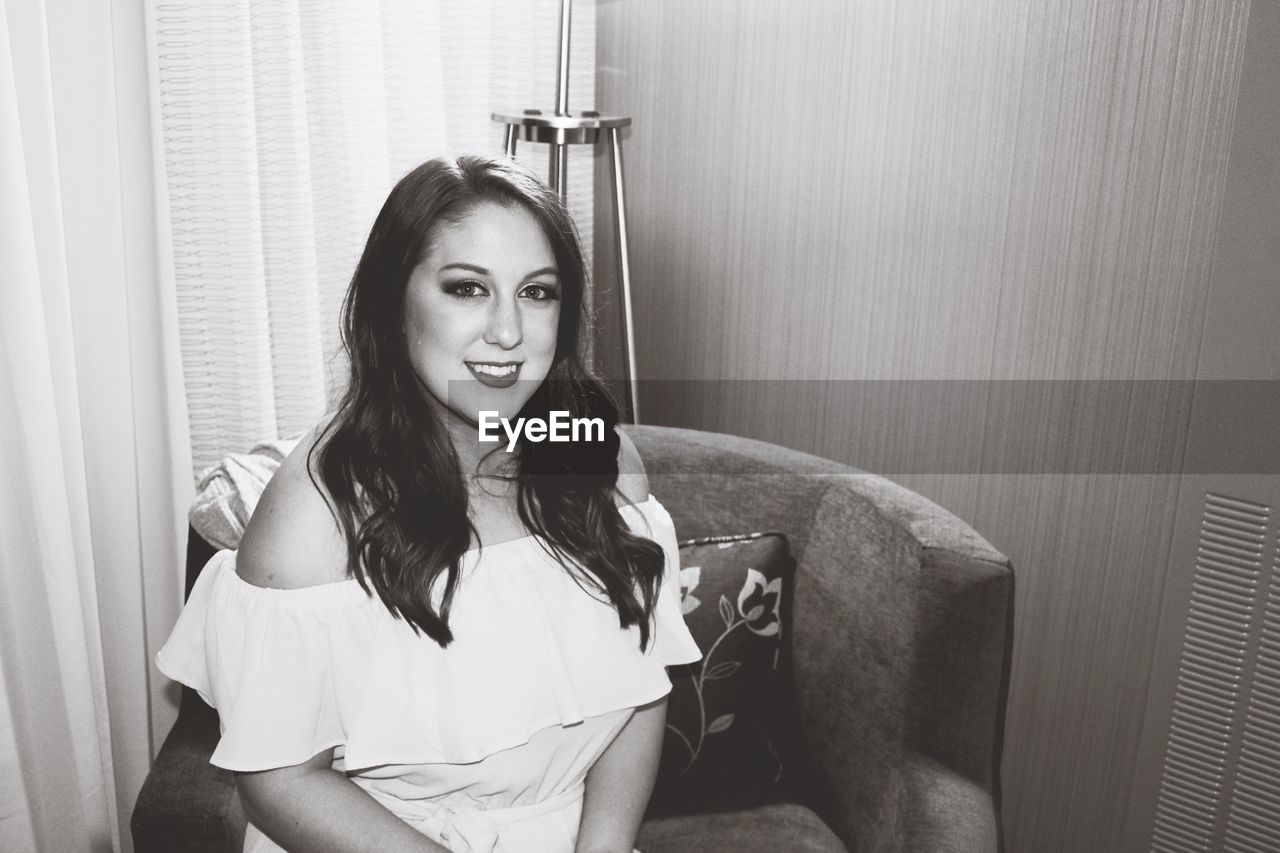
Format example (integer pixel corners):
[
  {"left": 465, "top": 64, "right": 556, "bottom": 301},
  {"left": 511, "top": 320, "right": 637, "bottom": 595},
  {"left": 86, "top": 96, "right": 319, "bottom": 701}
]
[
  {"left": 445, "top": 280, "right": 486, "bottom": 299},
  {"left": 521, "top": 284, "right": 560, "bottom": 302}
]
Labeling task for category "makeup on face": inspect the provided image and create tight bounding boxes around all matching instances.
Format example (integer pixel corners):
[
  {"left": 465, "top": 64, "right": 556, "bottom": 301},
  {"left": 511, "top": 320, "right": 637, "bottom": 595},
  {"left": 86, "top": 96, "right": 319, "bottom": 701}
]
[
  {"left": 402, "top": 202, "right": 562, "bottom": 430},
  {"left": 466, "top": 360, "right": 522, "bottom": 388}
]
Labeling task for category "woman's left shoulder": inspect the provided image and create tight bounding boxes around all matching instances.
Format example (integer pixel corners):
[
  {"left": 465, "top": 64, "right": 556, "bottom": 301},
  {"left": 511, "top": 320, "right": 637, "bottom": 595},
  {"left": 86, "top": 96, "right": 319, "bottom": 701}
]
[{"left": 614, "top": 427, "right": 649, "bottom": 505}]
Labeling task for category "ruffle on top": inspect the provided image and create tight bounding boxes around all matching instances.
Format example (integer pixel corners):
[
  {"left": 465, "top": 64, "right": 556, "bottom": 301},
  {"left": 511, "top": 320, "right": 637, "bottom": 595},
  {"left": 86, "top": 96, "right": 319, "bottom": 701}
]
[{"left": 155, "top": 497, "right": 702, "bottom": 773}]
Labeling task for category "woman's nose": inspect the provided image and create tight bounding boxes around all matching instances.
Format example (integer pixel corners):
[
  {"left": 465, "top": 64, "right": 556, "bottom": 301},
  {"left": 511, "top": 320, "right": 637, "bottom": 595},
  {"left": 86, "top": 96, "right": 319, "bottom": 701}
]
[{"left": 483, "top": 296, "right": 523, "bottom": 349}]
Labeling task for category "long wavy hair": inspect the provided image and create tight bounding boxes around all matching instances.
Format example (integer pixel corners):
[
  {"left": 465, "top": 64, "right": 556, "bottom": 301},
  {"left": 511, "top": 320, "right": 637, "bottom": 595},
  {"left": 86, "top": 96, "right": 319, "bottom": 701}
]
[{"left": 312, "top": 154, "right": 663, "bottom": 649}]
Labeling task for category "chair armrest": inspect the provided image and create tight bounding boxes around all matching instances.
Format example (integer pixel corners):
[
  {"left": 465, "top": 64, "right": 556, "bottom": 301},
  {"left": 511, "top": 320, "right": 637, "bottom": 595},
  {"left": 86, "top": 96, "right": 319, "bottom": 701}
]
[
  {"left": 787, "top": 482, "right": 921, "bottom": 850},
  {"left": 131, "top": 691, "right": 246, "bottom": 853},
  {"left": 906, "top": 548, "right": 1012, "bottom": 846},
  {"left": 901, "top": 757, "right": 999, "bottom": 853},
  {"left": 789, "top": 478, "right": 1012, "bottom": 852}
]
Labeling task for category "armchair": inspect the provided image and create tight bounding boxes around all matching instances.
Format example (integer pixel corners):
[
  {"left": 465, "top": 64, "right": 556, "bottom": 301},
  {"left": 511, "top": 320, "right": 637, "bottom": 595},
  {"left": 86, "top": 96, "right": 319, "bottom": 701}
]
[{"left": 132, "top": 424, "right": 1013, "bottom": 852}]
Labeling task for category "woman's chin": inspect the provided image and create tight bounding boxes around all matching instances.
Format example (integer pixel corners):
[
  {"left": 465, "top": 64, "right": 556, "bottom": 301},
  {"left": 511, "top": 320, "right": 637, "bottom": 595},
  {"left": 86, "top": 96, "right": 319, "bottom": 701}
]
[
  {"left": 444, "top": 397, "right": 537, "bottom": 435},
  {"left": 431, "top": 382, "right": 539, "bottom": 426}
]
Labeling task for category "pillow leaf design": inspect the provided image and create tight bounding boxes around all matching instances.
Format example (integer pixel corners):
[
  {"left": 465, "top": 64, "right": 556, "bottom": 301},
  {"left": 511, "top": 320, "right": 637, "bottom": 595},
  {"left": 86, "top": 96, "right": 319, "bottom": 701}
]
[
  {"left": 666, "top": 564, "right": 782, "bottom": 774},
  {"left": 653, "top": 532, "right": 794, "bottom": 817}
]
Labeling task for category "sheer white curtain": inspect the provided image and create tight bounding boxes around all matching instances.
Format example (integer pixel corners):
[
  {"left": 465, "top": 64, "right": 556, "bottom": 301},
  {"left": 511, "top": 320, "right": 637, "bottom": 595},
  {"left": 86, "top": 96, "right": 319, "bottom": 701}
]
[
  {"left": 1, "top": 1, "right": 190, "bottom": 851},
  {"left": 2, "top": 2, "right": 592, "bottom": 851},
  {"left": 153, "top": 0, "right": 598, "bottom": 475}
]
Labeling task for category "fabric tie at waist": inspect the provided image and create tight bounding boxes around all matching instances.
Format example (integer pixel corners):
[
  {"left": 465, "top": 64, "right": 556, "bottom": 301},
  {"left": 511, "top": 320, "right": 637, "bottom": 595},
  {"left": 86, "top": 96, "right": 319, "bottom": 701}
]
[{"left": 406, "top": 782, "right": 585, "bottom": 852}]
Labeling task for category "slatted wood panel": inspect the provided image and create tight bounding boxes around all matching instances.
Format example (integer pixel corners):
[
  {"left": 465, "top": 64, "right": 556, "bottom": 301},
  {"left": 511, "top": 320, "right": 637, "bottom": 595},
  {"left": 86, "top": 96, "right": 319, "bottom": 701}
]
[
  {"left": 1151, "top": 494, "right": 1268, "bottom": 851},
  {"left": 1222, "top": 540, "right": 1280, "bottom": 851}
]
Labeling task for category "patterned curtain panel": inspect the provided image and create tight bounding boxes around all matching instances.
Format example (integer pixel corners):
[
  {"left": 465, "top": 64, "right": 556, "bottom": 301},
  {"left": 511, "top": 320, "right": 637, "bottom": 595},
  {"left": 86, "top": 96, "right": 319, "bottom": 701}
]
[{"left": 151, "top": 0, "right": 597, "bottom": 476}]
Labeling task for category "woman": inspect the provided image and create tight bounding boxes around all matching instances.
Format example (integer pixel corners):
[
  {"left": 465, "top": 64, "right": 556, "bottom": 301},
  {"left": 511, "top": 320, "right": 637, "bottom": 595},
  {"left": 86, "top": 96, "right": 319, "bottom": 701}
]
[{"left": 157, "top": 155, "right": 702, "bottom": 852}]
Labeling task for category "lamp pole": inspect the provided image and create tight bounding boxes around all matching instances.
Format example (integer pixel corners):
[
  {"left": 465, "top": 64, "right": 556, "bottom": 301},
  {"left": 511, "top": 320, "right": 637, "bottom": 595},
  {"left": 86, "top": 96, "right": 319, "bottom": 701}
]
[{"left": 492, "top": 0, "right": 641, "bottom": 422}]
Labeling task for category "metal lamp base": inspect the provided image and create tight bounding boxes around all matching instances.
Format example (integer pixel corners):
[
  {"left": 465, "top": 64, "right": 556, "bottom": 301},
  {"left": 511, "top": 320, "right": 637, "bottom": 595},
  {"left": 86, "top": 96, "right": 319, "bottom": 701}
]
[{"left": 491, "top": 111, "right": 641, "bottom": 424}]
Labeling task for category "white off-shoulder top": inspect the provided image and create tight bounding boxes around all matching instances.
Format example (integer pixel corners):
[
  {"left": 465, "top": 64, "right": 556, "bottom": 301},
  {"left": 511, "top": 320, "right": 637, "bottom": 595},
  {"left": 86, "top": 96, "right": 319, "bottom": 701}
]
[{"left": 156, "top": 497, "right": 702, "bottom": 853}]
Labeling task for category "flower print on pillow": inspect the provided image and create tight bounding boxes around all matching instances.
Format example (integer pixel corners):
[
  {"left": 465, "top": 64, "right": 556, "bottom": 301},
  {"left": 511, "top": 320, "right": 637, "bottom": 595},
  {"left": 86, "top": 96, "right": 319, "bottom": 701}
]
[
  {"left": 737, "top": 568, "right": 781, "bottom": 637},
  {"left": 653, "top": 532, "right": 794, "bottom": 815}
]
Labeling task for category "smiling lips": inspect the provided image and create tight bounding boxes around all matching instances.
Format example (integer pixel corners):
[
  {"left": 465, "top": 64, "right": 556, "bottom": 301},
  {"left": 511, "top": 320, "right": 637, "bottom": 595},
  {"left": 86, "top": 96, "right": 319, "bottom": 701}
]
[{"left": 466, "top": 361, "right": 522, "bottom": 389}]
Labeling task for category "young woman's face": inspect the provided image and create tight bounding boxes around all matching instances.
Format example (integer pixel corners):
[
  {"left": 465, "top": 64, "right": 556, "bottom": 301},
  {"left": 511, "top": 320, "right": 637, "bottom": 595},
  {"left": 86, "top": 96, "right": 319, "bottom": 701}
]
[{"left": 403, "top": 201, "right": 562, "bottom": 429}]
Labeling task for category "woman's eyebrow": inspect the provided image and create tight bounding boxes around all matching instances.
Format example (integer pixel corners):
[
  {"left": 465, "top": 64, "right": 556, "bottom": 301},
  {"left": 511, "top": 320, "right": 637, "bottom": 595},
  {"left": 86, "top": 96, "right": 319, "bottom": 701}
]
[
  {"left": 439, "top": 262, "right": 490, "bottom": 275},
  {"left": 438, "top": 262, "right": 559, "bottom": 280},
  {"left": 523, "top": 266, "right": 559, "bottom": 281}
]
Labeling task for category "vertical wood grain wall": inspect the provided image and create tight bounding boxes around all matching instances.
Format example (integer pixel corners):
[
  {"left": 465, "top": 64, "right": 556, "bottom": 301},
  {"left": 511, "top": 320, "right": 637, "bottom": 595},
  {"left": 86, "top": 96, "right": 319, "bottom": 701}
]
[
  {"left": 1126, "top": 2, "right": 1280, "bottom": 848},
  {"left": 593, "top": 2, "right": 1252, "bottom": 850}
]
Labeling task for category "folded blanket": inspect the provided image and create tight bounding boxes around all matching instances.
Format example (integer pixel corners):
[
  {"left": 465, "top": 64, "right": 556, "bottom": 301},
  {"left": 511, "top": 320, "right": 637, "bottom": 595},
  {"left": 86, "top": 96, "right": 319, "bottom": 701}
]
[{"left": 190, "top": 437, "right": 302, "bottom": 550}]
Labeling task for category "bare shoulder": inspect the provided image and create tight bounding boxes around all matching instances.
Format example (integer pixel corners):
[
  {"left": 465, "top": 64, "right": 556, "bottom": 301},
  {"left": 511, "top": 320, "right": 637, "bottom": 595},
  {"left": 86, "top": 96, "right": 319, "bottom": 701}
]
[
  {"left": 614, "top": 427, "right": 650, "bottom": 505},
  {"left": 236, "top": 422, "right": 351, "bottom": 589}
]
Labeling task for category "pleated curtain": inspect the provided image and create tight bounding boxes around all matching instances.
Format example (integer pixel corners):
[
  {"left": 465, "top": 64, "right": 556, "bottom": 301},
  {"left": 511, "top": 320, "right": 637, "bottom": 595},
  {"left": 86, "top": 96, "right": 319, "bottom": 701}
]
[
  {"left": 2, "top": 1, "right": 191, "bottom": 850},
  {"left": 1, "top": 3, "right": 597, "bottom": 851},
  {"left": 154, "top": 0, "right": 598, "bottom": 476}
]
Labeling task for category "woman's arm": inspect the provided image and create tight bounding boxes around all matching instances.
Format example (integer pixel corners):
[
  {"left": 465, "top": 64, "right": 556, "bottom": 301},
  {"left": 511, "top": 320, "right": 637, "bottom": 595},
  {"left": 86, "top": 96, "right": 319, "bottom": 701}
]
[
  {"left": 574, "top": 695, "right": 668, "bottom": 853},
  {"left": 235, "top": 749, "right": 449, "bottom": 853},
  {"left": 233, "top": 431, "right": 448, "bottom": 851}
]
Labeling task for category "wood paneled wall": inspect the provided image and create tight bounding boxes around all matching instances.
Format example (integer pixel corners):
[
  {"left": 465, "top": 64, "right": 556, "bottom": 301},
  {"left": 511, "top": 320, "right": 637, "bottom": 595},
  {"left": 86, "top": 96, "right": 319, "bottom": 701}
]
[
  {"left": 1125, "top": 2, "right": 1280, "bottom": 846},
  {"left": 593, "top": 2, "right": 1251, "bottom": 850}
]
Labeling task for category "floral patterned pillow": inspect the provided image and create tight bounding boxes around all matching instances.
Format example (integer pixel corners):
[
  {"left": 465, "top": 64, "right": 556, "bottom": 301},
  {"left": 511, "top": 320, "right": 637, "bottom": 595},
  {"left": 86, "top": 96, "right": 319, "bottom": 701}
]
[{"left": 648, "top": 532, "right": 796, "bottom": 816}]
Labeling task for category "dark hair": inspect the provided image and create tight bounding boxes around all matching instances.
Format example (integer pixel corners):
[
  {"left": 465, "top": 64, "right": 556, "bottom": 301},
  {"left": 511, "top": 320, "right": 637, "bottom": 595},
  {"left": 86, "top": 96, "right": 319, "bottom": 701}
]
[{"left": 311, "top": 154, "right": 663, "bottom": 649}]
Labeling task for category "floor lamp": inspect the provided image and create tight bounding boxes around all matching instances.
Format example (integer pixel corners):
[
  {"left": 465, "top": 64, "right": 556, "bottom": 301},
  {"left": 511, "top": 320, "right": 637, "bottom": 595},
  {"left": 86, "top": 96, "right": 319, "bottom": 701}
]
[{"left": 491, "top": 0, "right": 641, "bottom": 423}]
